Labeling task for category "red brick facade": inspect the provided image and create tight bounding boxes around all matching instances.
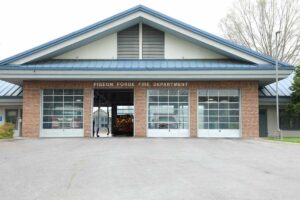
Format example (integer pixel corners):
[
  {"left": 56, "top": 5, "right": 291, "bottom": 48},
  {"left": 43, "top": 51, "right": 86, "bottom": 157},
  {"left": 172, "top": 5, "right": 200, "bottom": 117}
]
[
  {"left": 22, "top": 81, "right": 41, "bottom": 137},
  {"left": 134, "top": 86, "right": 147, "bottom": 137},
  {"left": 22, "top": 80, "right": 259, "bottom": 138}
]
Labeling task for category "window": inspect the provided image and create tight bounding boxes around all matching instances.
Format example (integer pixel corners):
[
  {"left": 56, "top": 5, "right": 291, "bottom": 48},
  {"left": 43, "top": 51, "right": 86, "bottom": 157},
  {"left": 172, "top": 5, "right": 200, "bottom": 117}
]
[
  {"left": 148, "top": 89, "right": 189, "bottom": 129},
  {"left": 5, "top": 109, "right": 18, "bottom": 129},
  {"left": 280, "top": 110, "right": 300, "bottom": 130},
  {"left": 117, "top": 106, "right": 134, "bottom": 115},
  {"left": 42, "top": 89, "right": 84, "bottom": 129},
  {"left": 198, "top": 89, "right": 240, "bottom": 129}
]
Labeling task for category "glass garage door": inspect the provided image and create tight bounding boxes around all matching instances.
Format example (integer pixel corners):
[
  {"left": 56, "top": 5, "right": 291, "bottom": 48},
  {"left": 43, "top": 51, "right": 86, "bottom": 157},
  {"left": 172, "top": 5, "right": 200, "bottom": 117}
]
[
  {"left": 147, "top": 89, "right": 189, "bottom": 137},
  {"left": 198, "top": 89, "right": 240, "bottom": 137},
  {"left": 41, "top": 89, "right": 84, "bottom": 137}
]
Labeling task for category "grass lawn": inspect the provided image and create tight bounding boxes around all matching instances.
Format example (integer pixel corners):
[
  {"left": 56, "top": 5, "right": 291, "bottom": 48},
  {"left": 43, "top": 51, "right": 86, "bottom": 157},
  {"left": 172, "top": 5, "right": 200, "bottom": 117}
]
[
  {"left": 0, "top": 136, "right": 12, "bottom": 139},
  {"left": 268, "top": 137, "right": 300, "bottom": 143},
  {"left": 0, "top": 135, "right": 13, "bottom": 139}
]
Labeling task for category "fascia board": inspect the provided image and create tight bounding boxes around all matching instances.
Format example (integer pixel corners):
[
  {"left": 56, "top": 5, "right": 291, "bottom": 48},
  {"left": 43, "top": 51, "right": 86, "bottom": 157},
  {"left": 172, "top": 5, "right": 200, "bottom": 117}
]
[{"left": 0, "top": 70, "right": 292, "bottom": 80}]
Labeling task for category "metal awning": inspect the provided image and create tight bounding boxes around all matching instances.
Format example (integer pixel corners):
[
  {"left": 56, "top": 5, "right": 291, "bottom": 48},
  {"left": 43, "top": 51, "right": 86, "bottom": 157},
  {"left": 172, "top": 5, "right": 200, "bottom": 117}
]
[
  {"left": 0, "top": 80, "right": 22, "bottom": 97},
  {"left": 259, "top": 74, "right": 293, "bottom": 97}
]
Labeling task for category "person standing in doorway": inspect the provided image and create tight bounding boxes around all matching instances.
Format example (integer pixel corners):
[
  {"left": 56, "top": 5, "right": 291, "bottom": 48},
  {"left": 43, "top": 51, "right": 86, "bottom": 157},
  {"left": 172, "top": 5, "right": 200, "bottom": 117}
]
[{"left": 93, "top": 119, "right": 99, "bottom": 137}]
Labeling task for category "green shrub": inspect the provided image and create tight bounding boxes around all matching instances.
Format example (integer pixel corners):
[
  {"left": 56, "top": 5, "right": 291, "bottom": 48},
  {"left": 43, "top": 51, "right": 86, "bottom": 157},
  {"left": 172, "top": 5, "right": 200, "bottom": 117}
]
[{"left": 0, "top": 123, "right": 14, "bottom": 139}]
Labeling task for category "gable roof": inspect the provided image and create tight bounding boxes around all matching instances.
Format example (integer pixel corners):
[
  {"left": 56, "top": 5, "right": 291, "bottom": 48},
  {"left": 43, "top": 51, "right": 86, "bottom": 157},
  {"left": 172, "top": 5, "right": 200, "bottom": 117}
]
[{"left": 0, "top": 5, "right": 293, "bottom": 67}]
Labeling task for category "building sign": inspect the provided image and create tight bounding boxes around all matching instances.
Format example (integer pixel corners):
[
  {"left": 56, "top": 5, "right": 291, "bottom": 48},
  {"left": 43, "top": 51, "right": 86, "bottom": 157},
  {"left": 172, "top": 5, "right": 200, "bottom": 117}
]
[{"left": 93, "top": 81, "right": 188, "bottom": 88}]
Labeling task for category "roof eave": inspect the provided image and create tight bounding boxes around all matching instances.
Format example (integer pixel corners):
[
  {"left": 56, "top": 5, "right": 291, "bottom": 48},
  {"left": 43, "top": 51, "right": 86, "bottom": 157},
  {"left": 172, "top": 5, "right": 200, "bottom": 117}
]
[
  {"left": 259, "top": 96, "right": 291, "bottom": 106},
  {"left": 0, "top": 69, "right": 292, "bottom": 84}
]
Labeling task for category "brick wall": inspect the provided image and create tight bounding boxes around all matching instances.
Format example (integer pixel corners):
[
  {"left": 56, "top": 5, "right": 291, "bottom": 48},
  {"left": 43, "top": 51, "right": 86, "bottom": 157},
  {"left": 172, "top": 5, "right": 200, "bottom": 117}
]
[
  {"left": 240, "top": 81, "right": 259, "bottom": 138},
  {"left": 22, "top": 80, "right": 258, "bottom": 138},
  {"left": 83, "top": 88, "right": 92, "bottom": 137},
  {"left": 189, "top": 84, "right": 198, "bottom": 137},
  {"left": 22, "top": 81, "right": 41, "bottom": 137},
  {"left": 134, "top": 86, "right": 147, "bottom": 137}
]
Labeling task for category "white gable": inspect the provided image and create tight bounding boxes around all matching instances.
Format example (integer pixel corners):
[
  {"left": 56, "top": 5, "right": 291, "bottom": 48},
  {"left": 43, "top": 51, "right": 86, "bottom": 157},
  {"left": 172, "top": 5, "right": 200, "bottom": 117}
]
[
  {"left": 164, "top": 33, "right": 226, "bottom": 59},
  {"left": 4, "top": 6, "right": 273, "bottom": 64},
  {"left": 53, "top": 27, "right": 226, "bottom": 60},
  {"left": 55, "top": 34, "right": 117, "bottom": 59}
]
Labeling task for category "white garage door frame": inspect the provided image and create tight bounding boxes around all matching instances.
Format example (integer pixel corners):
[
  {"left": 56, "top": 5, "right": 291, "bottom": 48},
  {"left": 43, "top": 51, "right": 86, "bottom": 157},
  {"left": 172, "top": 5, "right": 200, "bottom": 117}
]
[
  {"left": 146, "top": 89, "right": 190, "bottom": 137},
  {"left": 197, "top": 89, "right": 241, "bottom": 138},
  {"left": 39, "top": 89, "right": 84, "bottom": 138}
]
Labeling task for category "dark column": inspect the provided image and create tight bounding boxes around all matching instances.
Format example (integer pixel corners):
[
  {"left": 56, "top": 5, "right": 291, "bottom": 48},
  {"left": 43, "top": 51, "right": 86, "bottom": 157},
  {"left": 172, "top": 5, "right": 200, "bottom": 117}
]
[{"left": 111, "top": 104, "right": 117, "bottom": 135}]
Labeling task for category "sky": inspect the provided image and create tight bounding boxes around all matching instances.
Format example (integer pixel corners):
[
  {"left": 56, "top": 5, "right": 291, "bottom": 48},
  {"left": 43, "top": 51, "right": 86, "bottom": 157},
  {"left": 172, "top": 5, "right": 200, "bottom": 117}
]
[{"left": 0, "top": 0, "right": 235, "bottom": 60}]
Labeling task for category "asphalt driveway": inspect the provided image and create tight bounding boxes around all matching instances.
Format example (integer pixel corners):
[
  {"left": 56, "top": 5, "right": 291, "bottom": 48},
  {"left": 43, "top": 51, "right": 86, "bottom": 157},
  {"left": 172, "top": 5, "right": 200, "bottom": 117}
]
[{"left": 0, "top": 138, "right": 300, "bottom": 200}]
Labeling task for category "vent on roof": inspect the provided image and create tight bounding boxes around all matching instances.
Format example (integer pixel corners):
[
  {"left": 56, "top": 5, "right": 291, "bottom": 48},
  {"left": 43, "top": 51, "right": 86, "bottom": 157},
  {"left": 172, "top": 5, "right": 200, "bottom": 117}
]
[
  {"left": 142, "top": 24, "right": 164, "bottom": 59},
  {"left": 117, "top": 25, "right": 139, "bottom": 59}
]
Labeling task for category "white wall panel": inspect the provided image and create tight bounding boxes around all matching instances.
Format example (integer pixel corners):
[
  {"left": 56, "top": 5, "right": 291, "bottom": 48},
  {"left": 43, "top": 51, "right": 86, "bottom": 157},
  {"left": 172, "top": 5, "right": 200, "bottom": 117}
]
[
  {"left": 55, "top": 34, "right": 117, "bottom": 59},
  {"left": 165, "top": 33, "right": 226, "bottom": 59}
]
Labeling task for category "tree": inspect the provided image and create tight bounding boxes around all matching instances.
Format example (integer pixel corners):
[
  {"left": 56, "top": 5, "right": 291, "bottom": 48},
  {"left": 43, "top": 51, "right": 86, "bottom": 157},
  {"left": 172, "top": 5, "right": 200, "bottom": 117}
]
[
  {"left": 219, "top": 0, "right": 300, "bottom": 65},
  {"left": 288, "top": 66, "right": 300, "bottom": 113}
]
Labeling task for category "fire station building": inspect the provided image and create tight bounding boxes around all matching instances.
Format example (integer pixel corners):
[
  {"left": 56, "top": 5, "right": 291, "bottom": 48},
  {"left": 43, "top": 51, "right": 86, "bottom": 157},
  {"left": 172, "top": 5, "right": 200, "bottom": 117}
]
[{"left": 0, "top": 5, "right": 294, "bottom": 138}]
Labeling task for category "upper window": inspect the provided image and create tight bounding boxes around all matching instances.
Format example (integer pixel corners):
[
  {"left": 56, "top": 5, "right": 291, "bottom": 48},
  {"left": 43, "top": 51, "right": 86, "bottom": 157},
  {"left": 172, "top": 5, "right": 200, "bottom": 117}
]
[
  {"left": 117, "top": 106, "right": 134, "bottom": 115},
  {"left": 142, "top": 24, "right": 164, "bottom": 59},
  {"left": 42, "top": 89, "right": 84, "bottom": 129},
  {"left": 280, "top": 110, "right": 300, "bottom": 130},
  {"left": 117, "top": 25, "right": 139, "bottom": 59},
  {"left": 117, "top": 24, "right": 165, "bottom": 59}
]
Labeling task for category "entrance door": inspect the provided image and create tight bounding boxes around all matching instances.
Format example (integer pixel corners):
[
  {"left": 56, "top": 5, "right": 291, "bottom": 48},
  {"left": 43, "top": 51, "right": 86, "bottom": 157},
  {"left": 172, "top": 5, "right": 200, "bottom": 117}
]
[
  {"left": 198, "top": 89, "right": 240, "bottom": 138},
  {"left": 5, "top": 109, "right": 19, "bottom": 137},
  {"left": 147, "top": 89, "right": 189, "bottom": 137},
  {"left": 259, "top": 109, "right": 268, "bottom": 137}
]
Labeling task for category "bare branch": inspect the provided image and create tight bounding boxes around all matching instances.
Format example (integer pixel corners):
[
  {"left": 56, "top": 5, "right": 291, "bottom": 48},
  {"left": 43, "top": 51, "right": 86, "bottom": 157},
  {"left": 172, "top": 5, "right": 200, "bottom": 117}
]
[{"left": 219, "top": 0, "right": 300, "bottom": 65}]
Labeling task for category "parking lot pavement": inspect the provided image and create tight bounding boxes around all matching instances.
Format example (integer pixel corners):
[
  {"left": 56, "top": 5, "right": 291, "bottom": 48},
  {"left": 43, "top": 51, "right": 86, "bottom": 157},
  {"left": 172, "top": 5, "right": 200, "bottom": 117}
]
[{"left": 0, "top": 138, "right": 300, "bottom": 200}]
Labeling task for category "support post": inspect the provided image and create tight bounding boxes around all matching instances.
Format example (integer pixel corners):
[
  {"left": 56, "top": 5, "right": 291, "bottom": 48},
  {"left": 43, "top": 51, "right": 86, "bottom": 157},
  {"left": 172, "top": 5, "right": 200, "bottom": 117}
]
[{"left": 275, "top": 31, "right": 282, "bottom": 139}]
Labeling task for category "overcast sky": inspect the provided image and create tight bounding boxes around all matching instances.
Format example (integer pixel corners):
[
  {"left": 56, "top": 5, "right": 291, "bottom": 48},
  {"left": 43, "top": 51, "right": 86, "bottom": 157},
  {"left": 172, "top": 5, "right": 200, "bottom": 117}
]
[{"left": 0, "top": 0, "right": 235, "bottom": 60}]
